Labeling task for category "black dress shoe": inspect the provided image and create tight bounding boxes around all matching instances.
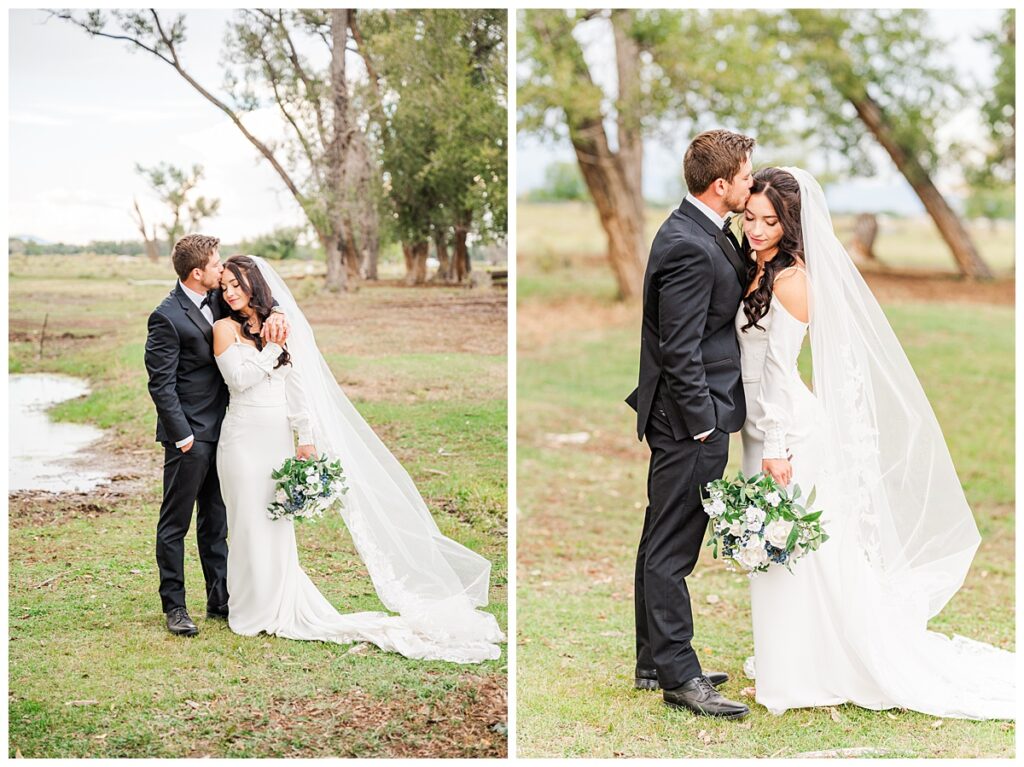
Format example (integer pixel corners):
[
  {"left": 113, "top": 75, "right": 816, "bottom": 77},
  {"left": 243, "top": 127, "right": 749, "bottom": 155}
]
[
  {"left": 166, "top": 607, "right": 198, "bottom": 636},
  {"left": 663, "top": 676, "right": 749, "bottom": 719},
  {"left": 635, "top": 668, "right": 728, "bottom": 690}
]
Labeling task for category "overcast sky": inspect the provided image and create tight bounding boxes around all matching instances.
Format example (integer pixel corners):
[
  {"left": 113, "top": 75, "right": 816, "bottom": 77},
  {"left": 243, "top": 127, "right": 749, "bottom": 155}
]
[
  {"left": 9, "top": 9, "right": 349, "bottom": 244},
  {"left": 7, "top": 9, "right": 1008, "bottom": 243},
  {"left": 516, "top": 9, "right": 1005, "bottom": 215}
]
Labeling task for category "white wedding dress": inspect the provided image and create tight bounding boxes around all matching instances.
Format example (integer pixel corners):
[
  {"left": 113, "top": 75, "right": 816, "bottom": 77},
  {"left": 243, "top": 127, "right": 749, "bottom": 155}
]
[
  {"left": 736, "top": 188, "right": 1014, "bottom": 719},
  {"left": 213, "top": 280, "right": 503, "bottom": 663}
]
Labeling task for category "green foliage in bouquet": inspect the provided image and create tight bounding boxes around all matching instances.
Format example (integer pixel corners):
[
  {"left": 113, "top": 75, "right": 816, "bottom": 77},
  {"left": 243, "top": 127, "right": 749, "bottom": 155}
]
[
  {"left": 702, "top": 471, "right": 829, "bottom": 575},
  {"left": 268, "top": 455, "right": 348, "bottom": 522}
]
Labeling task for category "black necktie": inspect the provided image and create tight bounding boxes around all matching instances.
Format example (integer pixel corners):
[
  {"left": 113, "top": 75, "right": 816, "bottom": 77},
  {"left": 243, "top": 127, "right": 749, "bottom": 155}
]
[
  {"left": 200, "top": 292, "right": 212, "bottom": 310},
  {"left": 722, "top": 217, "right": 741, "bottom": 255}
]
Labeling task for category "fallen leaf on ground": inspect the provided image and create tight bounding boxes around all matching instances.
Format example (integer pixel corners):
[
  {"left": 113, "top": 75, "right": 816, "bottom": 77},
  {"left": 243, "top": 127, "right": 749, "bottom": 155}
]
[{"left": 828, "top": 706, "right": 841, "bottom": 723}]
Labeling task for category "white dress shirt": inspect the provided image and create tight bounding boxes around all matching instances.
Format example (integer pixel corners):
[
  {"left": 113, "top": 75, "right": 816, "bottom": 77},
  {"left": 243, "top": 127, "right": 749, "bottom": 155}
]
[
  {"left": 682, "top": 194, "right": 727, "bottom": 442},
  {"left": 173, "top": 280, "right": 214, "bottom": 449},
  {"left": 684, "top": 193, "right": 730, "bottom": 232},
  {"left": 179, "top": 279, "right": 214, "bottom": 325}
]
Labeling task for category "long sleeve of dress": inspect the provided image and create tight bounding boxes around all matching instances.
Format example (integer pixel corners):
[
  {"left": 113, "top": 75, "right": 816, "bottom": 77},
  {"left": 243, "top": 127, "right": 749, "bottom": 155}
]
[
  {"left": 754, "top": 311, "right": 806, "bottom": 461},
  {"left": 215, "top": 342, "right": 285, "bottom": 393},
  {"left": 285, "top": 362, "right": 315, "bottom": 446}
]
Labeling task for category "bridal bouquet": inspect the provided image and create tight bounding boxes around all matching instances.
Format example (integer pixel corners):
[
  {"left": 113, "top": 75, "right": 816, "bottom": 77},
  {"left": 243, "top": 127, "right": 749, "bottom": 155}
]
[
  {"left": 702, "top": 472, "right": 828, "bottom": 576},
  {"left": 267, "top": 455, "right": 348, "bottom": 521}
]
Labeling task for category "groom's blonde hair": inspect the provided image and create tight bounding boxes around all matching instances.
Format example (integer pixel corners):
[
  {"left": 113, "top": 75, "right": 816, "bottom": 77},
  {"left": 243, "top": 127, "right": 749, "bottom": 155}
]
[{"left": 684, "top": 130, "right": 756, "bottom": 195}]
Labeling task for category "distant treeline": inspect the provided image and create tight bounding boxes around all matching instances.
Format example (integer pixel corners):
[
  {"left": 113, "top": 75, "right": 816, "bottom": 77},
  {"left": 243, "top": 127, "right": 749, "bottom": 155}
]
[
  {"left": 8, "top": 228, "right": 326, "bottom": 261},
  {"left": 9, "top": 238, "right": 149, "bottom": 256}
]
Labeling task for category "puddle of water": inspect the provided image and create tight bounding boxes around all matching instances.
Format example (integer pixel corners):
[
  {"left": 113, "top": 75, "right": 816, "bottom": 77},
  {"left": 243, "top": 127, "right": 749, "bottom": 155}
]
[{"left": 9, "top": 374, "right": 109, "bottom": 492}]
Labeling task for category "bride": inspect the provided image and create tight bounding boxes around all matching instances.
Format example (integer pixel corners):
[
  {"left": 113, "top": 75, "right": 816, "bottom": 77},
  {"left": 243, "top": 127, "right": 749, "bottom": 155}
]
[
  {"left": 210, "top": 254, "right": 504, "bottom": 663},
  {"left": 737, "top": 167, "right": 1014, "bottom": 719}
]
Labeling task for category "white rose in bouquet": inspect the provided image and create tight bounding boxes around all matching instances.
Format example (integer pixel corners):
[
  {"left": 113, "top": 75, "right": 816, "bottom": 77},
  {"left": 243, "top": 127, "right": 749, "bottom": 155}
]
[
  {"left": 765, "top": 490, "right": 782, "bottom": 507},
  {"left": 744, "top": 504, "right": 766, "bottom": 532},
  {"left": 704, "top": 498, "right": 727, "bottom": 518},
  {"left": 764, "top": 518, "right": 794, "bottom": 549},
  {"left": 728, "top": 520, "right": 746, "bottom": 537},
  {"left": 737, "top": 538, "right": 770, "bottom": 570}
]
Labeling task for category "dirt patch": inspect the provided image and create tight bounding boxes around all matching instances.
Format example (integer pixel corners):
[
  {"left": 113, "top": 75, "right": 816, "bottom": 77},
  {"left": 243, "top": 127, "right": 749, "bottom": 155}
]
[
  {"left": 859, "top": 269, "right": 1014, "bottom": 306},
  {"left": 9, "top": 330, "right": 100, "bottom": 343},
  {"left": 518, "top": 271, "right": 1014, "bottom": 350},
  {"left": 190, "top": 674, "right": 507, "bottom": 758},
  {"left": 300, "top": 280, "right": 507, "bottom": 358},
  {"left": 519, "top": 295, "right": 637, "bottom": 349},
  {"left": 9, "top": 436, "right": 161, "bottom": 528}
]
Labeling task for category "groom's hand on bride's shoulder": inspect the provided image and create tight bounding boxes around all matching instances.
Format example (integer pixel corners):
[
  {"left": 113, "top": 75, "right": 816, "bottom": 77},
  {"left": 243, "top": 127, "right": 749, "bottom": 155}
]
[{"left": 262, "top": 311, "right": 290, "bottom": 345}]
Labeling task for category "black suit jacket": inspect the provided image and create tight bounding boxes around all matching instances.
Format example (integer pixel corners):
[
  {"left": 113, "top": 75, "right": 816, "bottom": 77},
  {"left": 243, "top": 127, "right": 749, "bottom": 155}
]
[
  {"left": 145, "top": 284, "right": 229, "bottom": 444},
  {"left": 627, "top": 199, "right": 748, "bottom": 440}
]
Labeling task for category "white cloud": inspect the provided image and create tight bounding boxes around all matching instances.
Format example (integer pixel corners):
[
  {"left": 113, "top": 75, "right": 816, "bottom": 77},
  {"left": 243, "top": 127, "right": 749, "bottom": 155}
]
[{"left": 9, "top": 111, "right": 70, "bottom": 127}]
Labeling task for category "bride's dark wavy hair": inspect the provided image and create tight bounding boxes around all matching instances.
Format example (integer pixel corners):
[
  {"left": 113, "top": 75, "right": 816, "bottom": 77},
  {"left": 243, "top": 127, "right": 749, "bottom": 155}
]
[
  {"left": 740, "top": 167, "right": 804, "bottom": 333},
  {"left": 221, "top": 255, "right": 291, "bottom": 369}
]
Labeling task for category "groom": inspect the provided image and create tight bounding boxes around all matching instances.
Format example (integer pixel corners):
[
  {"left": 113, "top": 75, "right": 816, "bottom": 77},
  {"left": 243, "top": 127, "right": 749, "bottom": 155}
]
[
  {"left": 144, "top": 234, "right": 288, "bottom": 636},
  {"left": 626, "top": 130, "right": 754, "bottom": 718}
]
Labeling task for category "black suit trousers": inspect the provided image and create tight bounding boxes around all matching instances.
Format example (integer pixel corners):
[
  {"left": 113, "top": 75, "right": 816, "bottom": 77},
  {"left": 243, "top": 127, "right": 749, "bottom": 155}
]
[
  {"left": 634, "top": 408, "right": 731, "bottom": 690},
  {"left": 155, "top": 440, "right": 229, "bottom": 613}
]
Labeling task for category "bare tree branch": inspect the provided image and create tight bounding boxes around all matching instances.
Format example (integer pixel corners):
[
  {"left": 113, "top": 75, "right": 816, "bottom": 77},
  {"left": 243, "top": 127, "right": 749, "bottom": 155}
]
[{"left": 61, "top": 9, "right": 308, "bottom": 211}]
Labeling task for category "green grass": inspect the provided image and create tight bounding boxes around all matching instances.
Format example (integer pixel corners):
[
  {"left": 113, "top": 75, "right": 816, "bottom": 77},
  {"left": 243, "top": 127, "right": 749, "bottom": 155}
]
[
  {"left": 517, "top": 201, "right": 1015, "bottom": 280},
  {"left": 9, "top": 254, "right": 507, "bottom": 758},
  {"left": 516, "top": 236, "right": 1014, "bottom": 756}
]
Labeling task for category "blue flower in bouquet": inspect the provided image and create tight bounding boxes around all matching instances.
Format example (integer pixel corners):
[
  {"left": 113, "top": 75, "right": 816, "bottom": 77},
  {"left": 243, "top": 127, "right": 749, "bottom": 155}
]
[
  {"left": 267, "top": 454, "right": 348, "bottom": 522},
  {"left": 702, "top": 471, "right": 829, "bottom": 577}
]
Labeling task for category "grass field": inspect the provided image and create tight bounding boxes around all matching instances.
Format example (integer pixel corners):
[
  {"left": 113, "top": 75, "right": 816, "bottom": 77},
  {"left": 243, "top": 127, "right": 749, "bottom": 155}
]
[
  {"left": 8, "top": 254, "right": 508, "bottom": 758},
  {"left": 515, "top": 204, "right": 1015, "bottom": 758},
  {"left": 518, "top": 201, "right": 1014, "bottom": 294}
]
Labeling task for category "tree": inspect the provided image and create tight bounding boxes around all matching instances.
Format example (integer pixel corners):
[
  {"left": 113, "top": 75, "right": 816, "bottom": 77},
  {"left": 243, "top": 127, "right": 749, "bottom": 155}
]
[
  {"left": 131, "top": 198, "right": 161, "bottom": 262},
  {"left": 976, "top": 9, "right": 1015, "bottom": 183},
  {"left": 529, "top": 162, "right": 590, "bottom": 202},
  {"left": 965, "top": 10, "right": 1014, "bottom": 224},
  {"left": 520, "top": 9, "right": 791, "bottom": 299},
  {"left": 520, "top": 9, "right": 997, "bottom": 293},
  {"left": 519, "top": 10, "right": 645, "bottom": 299},
  {"left": 57, "top": 9, "right": 373, "bottom": 292},
  {"left": 135, "top": 162, "right": 220, "bottom": 255},
  {"left": 353, "top": 10, "right": 507, "bottom": 284},
  {"left": 774, "top": 9, "right": 993, "bottom": 278}
]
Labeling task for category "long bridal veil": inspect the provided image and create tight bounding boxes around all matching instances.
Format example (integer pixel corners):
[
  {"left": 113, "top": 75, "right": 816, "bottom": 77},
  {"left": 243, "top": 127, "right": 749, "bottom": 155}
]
[
  {"left": 254, "top": 256, "right": 504, "bottom": 663},
  {"left": 784, "top": 167, "right": 1013, "bottom": 718}
]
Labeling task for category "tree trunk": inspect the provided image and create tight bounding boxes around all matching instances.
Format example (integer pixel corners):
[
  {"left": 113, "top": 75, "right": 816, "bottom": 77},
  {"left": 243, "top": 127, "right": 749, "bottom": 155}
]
[
  {"left": 403, "top": 241, "right": 414, "bottom": 278},
  {"left": 323, "top": 234, "right": 344, "bottom": 291},
  {"left": 364, "top": 226, "right": 379, "bottom": 280},
  {"left": 848, "top": 91, "right": 993, "bottom": 279},
  {"left": 434, "top": 228, "right": 452, "bottom": 282},
  {"left": 848, "top": 213, "right": 879, "bottom": 264},
  {"left": 570, "top": 118, "right": 646, "bottom": 300},
  {"left": 341, "top": 220, "right": 361, "bottom": 282},
  {"left": 132, "top": 198, "right": 161, "bottom": 263},
  {"left": 612, "top": 10, "right": 643, "bottom": 212},
  {"left": 453, "top": 223, "right": 470, "bottom": 283},
  {"left": 324, "top": 10, "right": 351, "bottom": 293},
  {"left": 406, "top": 240, "right": 429, "bottom": 285}
]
